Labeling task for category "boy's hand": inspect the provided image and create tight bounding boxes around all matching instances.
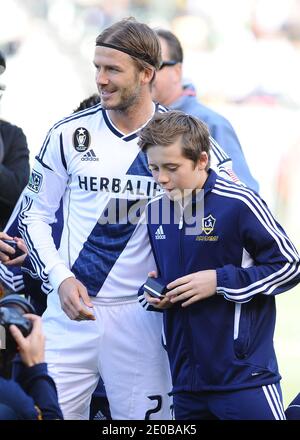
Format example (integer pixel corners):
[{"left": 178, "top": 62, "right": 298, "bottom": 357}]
[
  {"left": 166, "top": 270, "right": 217, "bottom": 307},
  {"left": 144, "top": 271, "right": 173, "bottom": 310},
  {"left": 144, "top": 292, "right": 173, "bottom": 309}
]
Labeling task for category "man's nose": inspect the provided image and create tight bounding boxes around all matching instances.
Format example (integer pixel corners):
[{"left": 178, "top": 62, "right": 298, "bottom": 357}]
[{"left": 96, "top": 69, "right": 108, "bottom": 85}]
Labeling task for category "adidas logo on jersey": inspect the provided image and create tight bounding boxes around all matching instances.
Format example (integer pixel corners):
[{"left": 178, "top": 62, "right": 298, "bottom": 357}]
[
  {"left": 155, "top": 225, "right": 166, "bottom": 240},
  {"left": 81, "top": 149, "right": 99, "bottom": 161}
]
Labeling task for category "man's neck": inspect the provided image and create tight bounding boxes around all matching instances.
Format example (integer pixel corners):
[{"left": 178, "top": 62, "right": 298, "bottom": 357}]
[{"left": 107, "top": 97, "right": 155, "bottom": 135}]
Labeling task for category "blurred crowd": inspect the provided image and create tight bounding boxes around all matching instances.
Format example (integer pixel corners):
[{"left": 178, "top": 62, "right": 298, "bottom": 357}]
[
  {"left": 1, "top": 0, "right": 300, "bottom": 244},
  {"left": 2, "top": 0, "right": 300, "bottom": 105}
]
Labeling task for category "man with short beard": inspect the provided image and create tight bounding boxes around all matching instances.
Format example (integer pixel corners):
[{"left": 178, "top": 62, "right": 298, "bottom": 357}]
[{"left": 19, "top": 17, "right": 172, "bottom": 420}]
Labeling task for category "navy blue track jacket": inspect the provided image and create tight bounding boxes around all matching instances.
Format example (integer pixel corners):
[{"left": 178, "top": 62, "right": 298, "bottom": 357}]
[{"left": 139, "top": 169, "right": 300, "bottom": 393}]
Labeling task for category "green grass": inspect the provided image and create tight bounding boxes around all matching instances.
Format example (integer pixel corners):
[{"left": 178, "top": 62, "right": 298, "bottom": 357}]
[{"left": 274, "top": 284, "right": 300, "bottom": 408}]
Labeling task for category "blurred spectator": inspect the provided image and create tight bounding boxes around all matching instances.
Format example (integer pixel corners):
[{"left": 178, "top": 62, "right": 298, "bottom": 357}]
[
  {"left": 152, "top": 29, "right": 259, "bottom": 192},
  {"left": 0, "top": 306, "right": 63, "bottom": 420},
  {"left": 0, "top": 53, "right": 6, "bottom": 106},
  {"left": 0, "top": 52, "right": 5, "bottom": 75},
  {"left": 0, "top": 51, "right": 30, "bottom": 231},
  {"left": 0, "top": 0, "right": 28, "bottom": 57}
]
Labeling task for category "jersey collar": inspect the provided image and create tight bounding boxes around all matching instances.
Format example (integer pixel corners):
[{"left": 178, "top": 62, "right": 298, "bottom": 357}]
[{"left": 102, "top": 103, "right": 157, "bottom": 142}]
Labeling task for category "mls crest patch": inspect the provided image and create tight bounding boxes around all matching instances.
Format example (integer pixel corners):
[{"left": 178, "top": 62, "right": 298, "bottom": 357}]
[
  {"left": 28, "top": 169, "right": 43, "bottom": 193},
  {"left": 73, "top": 127, "right": 90, "bottom": 152}
]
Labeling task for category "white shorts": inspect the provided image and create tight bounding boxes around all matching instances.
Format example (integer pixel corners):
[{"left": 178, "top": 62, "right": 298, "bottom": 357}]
[{"left": 43, "top": 292, "right": 172, "bottom": 420}]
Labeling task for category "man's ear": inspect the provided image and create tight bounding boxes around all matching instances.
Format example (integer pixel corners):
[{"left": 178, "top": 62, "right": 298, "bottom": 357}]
[{"left": 140, "top": 67, "right": 156, "bottom": 85}]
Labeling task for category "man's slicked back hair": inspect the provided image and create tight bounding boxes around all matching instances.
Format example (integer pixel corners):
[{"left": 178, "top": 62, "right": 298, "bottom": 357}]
[{"left": 96, "top": 17, "right": 162, "bottom": 72}]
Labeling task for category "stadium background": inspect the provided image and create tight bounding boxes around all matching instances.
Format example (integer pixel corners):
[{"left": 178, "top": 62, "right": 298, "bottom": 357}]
[{"left": 1, "top": 0, "right": 300, "bottom": 408}]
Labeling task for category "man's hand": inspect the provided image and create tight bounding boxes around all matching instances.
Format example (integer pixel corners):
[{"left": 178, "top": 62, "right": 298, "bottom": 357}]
[
  {"left": 144, "top": 271, "right": 173, "bottom": 310},
  {"left": 166, "top": 270, "right": 217, "bottom": 307},
  {"left": 58, "top": 277, "right": 95, "bottom": 321},
  {"left": 10, "top": 314, "right": 45, "bottom": 367},
  {"left": 0, "top": 232, "right": 28, "bottom": 266}
]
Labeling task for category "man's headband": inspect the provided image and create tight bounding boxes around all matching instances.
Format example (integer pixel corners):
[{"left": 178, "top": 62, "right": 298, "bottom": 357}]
[{"left": 96, "top": 42, "right": 156, "bottom": 68}]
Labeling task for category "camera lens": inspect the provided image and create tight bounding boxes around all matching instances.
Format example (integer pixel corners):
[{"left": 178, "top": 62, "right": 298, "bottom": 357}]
[
  {"left": 0, "top": 295, "right": 36, "bottom": 378},
  {"left": 0, "top": 295, "right": 36, "bottom": 341},
  {"left": 0, "top": 294, "right": 36, "bottom": 315}
]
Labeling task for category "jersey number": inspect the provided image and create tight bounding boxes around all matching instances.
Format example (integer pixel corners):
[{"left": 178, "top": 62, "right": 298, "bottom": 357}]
[{"left": 145, "top": 395, "right": 162, "bottom": 420}]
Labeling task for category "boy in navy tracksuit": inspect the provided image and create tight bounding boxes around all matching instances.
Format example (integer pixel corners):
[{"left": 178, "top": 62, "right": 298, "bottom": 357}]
[{"left": 137, "top": 110, "right": 300, "bottom": 420}]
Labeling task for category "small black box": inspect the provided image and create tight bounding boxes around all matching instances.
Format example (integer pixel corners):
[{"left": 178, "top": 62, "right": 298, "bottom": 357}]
[{"left": 143, "top": 277, "right": 168, "bottom": 299}]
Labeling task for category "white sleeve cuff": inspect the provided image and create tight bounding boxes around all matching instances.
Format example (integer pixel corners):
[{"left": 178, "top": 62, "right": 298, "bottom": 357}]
[{"left": 48, "top": 263, "right": 75, "bottom": 291}]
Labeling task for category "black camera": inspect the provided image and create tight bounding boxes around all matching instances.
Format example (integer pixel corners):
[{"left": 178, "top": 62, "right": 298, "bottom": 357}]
[
  {"left": 0, "top": 294, "right": 36, "bottom": 378},
  {"left": 1, "top": 239, "right": 25, "bottom": 260}
]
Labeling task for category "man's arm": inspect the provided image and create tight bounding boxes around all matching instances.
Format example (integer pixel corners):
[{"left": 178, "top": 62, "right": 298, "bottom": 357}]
[
  {"left": 19, "top": 127, "right": 71, "bottom": 288},
  {"left": 18, "top": 127, "right": 94, "bottom": 320}
]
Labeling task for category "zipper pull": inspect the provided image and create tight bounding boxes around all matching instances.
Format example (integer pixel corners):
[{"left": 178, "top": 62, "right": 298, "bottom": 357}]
[{"left": 178, "top": 216, "right": 183, "bottom": 230}]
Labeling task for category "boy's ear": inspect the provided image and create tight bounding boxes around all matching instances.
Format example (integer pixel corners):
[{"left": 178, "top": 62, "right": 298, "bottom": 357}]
[{"left": 197, "top": 152, "right": 209, "bottom": 170}]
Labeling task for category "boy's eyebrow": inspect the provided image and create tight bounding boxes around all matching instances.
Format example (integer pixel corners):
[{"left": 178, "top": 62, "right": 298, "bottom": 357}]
[{"left": 149, "top": 162, "right": 179, "bottom": 166}]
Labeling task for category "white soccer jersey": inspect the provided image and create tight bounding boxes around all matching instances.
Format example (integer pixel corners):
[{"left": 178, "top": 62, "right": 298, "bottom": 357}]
[{"left": 20, "top": 103, "right": 237, "bottom": 299}]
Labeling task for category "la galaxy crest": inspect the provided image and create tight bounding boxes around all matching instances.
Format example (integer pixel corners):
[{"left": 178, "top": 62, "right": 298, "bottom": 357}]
[
  {"left": 73, "top": 127, "right": 90, "bottom": 152},
  {"left": 202, "top": 214, "right": 216, "bottom": 235},
  {"left": 196, "top": 214, "right": 218, "bottom": 242}
]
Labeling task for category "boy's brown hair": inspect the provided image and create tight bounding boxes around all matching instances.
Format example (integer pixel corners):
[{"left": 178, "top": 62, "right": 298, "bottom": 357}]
[{"left": 138, "top": 110, "right": 211, "bottom": 167}]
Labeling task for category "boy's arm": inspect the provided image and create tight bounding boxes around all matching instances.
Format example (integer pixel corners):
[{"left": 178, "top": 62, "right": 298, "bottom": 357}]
[
  {"left": 167, "top": 194, "right": 300, "bottom": 306},
  {"left": 215, "top": 195, "right": 300, "bottom": 303}
]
